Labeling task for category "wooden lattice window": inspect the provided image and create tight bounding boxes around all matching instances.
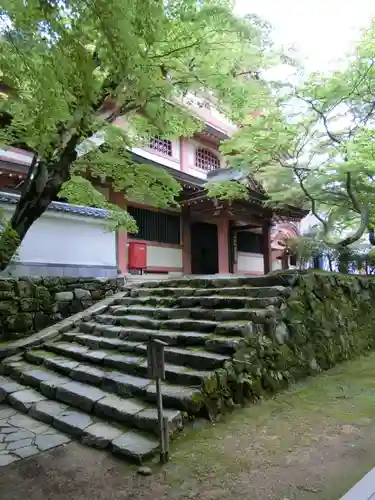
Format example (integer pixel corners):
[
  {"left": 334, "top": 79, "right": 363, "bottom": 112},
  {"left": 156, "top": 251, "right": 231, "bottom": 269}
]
[
  {"left": 149, "top": 136, "right": 172, "bottom": 156},
  {"left": 128, "top": 206, "right": 181, "bottom": 244},
  {"left": 195, "top": 147, "right": 220, "bottom": 171}
]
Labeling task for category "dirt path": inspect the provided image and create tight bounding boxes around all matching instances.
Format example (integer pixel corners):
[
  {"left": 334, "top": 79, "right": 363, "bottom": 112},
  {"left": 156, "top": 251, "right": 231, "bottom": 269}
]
[{"left": 2, "top": 353, "right": 375, "bottom": 500}]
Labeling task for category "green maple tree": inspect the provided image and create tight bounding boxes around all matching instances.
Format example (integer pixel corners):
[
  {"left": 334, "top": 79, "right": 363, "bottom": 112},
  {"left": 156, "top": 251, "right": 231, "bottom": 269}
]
[
  {"left": 0, "top": 0, "right": 272, "bottom": 269},
  {"left": 223, "top": 20, "right": 375, "bottom": 254}
]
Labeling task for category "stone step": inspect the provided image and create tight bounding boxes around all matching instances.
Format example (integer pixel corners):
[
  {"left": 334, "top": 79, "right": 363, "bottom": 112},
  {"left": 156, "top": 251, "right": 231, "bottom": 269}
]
[
  {"left": 133, "top": 345, "right": 228, "bottom": 370},
  {"left": 5, "top": 361, "right": 204, "bottom": 415},
  {"left": 127, "top": 285, "right": 289, "bottom": 299},
  {"left": 0, "top": 362, "right": 183, "bottom": 437},
  {"left": 24, "top": 348, "right": 212, "bottom": 387},
  {"left": 2, "top": 358, "right": 204, "bottom": 414},
  {"left": 65, "top": 331, "right": 241, "bottom": 355},
  {"left": 108, "top": 300, "right": 281, "bottom": 318},
  {"left": 78, "top": 323, "right": 210, "bottom": 346},
  {"left": 132, "top": 274, "right": 295, "bottom": 289},
  {"left": 46, "top": 340, "right": 229, "bottom": 371},
  {"left": 82, "top": 312, "right": 270, "bottom": 338},
  {"left": 94, "top": 314, "right": 219, "bottom": 333},
  {"left": 0, "top": 374, "right": 159, "bottom": 463}
]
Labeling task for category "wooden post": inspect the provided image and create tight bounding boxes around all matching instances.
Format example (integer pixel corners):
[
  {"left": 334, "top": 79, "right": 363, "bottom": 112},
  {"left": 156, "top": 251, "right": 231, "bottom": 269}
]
[
  {"left": 181, "top": 206, "right": 191, "bottom": 275},
  {"left": 147, "top": 339, "right": 169, "bottom": 463},
  {"left": 217, "top": 217, "right": 229, "bottom": 274},
  {"left": 263, "top": 222, "right": 272, "bottom": 275}
]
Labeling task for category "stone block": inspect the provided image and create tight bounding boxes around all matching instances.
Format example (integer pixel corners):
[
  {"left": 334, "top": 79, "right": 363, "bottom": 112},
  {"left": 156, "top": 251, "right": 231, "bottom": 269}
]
[
  {"left": 53, "top": 409, "right": 93, "bottom": 437},
  {"left": 56, "top": 382, "right": 105, "bottom": 413},
  {"left": 0, "top": 280, "right": 14, "bottom": 292},
  {"left": 34, "top": 432, "right": 70, "bottom": 451},
  {"left": 13, "top": 445, "right": 40, "bottom": 458},
  {"left": 4, "top": 430, "right": 34, "bottom": 442},
  {"left": 7, "top": 438, "right": 34, "bottom": 451},
  {"left": 91, "top": 290, "right": 105, "bottom": 300},
  {"left": 102, "top": 372, "right": 150, "bottom": 397},
  {"left": 8, "top": 389, "right": 46, "bottom": 412},
  {"left": 111, "top": 432, "right": 158, "bottom": 463},
  {"left": 74, "top": 288, "right": 91, "bottom": 300},
  {"left": 94, "top": 395, "right": 146, "bottom": 422},
  {"left": 0, "top": 453, "right": 19, "bottom": 466},
  {"left": 0, "top": 301, "right": 19, "bottom": 316},
  {"left": 0, "top": 405, "right": 17, "bottom": 420},
  {"left": 0, "top": 378, "right": 24, "bottom": 402},
  {"left": 29, "top": 400, "right": 68, "bottom": 424},
  {"left": 55, "top": 291, "right": 74, "bottom": 301},
  {"left": 135, "top": 408, "right": 182, "bottom": 435},
  {"left": 69, "top": 299, "right": 84, "bottom": 314},
  {"left": 19, "top": 298, "right": 37, "bottom": 312},
  {"left": 5, "top": 313, "right": 33, "bottom": 333},
  {"left": 82, "top": 422, "right": 122, "bottom": 449},
  {"left": 70, "top": 365, "right": 104, "bottom": 385},
  {"left": 35, "top": 285, "right": 52, "bottom": 302},
  {"left": 34, "top": 312, "right": 51, "bottom": 331}
]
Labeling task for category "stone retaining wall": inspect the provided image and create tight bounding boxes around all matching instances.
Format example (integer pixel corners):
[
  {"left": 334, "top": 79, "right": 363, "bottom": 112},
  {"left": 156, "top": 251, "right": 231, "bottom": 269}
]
[
  {"left": 208, "top": 272, "right": 375, "bottom": 412},
  {"left": 0, "top": 277, "right": 123, "bottom": 340}
]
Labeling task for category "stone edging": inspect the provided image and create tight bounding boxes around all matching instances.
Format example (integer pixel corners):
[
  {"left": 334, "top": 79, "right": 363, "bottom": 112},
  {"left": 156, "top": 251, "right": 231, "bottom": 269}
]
[{"left": 0, "top": 291, "right": 126, "bottom": 360}]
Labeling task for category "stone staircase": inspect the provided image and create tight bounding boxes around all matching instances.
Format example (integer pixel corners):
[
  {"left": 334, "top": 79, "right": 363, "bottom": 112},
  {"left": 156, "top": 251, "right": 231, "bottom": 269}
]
[{"left": 0, "top": 275, "right": 291, "bottom": 463}]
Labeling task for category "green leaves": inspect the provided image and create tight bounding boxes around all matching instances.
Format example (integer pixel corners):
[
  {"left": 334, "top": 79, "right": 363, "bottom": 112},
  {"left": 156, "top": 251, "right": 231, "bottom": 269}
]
[
  {"left": 223, "top": 18, "right": 375, "bottom": 249},
  {"left": 205, "top": 180, "right": 249, "bottom": 201}
]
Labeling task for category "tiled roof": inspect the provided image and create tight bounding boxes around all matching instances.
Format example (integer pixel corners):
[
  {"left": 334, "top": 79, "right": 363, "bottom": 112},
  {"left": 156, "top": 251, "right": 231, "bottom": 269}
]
[{"left": 0, "top": 191, "right": 109, "bottom": 219}]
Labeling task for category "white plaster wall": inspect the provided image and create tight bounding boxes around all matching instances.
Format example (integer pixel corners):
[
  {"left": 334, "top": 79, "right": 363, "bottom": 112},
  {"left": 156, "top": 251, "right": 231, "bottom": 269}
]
[
  {"left": 146, "top": 245, "right": 183, "bottom": 269},
  {"left": 0, "top": 147, "right": 33, "bottom": 166},
  {"left": 237, "top": 253, "right": 264, "bottom": 273},
  {"left": 1, "top": 204, "right": 116, "bottom": 267},
  {"left": 272, "top": 259, "right": 282, "bottom": 271}
]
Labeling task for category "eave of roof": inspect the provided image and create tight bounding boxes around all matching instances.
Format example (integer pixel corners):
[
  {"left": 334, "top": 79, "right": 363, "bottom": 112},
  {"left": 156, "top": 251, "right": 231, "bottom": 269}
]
[{"left": 0, "top": 191, "right": 109, "bottom": 219}]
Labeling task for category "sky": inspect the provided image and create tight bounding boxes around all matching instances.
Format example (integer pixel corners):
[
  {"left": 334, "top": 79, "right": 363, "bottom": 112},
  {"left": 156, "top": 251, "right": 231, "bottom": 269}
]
[{"left": 235, "top": 0, "right": 375, "bottom": 74}]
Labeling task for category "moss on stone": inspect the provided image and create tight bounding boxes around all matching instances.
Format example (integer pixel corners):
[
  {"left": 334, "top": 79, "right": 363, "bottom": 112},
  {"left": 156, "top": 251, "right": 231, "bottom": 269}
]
[{"left": 201, "top": 272, "right": 375, "bottom": 417}]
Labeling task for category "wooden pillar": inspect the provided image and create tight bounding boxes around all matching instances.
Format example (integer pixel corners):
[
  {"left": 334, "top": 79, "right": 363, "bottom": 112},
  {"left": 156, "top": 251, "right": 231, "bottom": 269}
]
[
  {"left": 182, "top": 206, "right": 191, "bottom": 275},
  {"left": 111, "top": 190, "right": 127, "bottom": 275},
  {"left": 262, "top": 222, "right": 272, "bottom": 275},
  {"left": 217, "top": 218, "right": 229, "bottom": 274}
]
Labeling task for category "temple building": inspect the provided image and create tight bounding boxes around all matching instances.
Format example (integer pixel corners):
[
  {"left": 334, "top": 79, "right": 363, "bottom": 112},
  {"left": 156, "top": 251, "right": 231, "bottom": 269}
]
[{"left": 0, "top": 95, "right": 307, "bottom": 278}]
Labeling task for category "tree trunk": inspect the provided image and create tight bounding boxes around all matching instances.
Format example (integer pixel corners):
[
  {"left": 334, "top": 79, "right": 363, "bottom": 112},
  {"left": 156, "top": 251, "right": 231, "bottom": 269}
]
[{"left": 0, "top": 136, "right": 78, "bottom": 271}]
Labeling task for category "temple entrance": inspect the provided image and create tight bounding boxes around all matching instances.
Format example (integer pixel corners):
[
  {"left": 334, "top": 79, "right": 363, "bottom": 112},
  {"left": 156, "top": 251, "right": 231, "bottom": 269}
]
[{"left": 191, "top": 222, "right": 219, "bottom": 275}]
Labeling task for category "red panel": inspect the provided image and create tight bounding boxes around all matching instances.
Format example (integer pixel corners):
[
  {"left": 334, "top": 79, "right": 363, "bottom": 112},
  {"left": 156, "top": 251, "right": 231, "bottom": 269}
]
[{"left": 128, "top": 242, "right": 147, "bottom": 269}]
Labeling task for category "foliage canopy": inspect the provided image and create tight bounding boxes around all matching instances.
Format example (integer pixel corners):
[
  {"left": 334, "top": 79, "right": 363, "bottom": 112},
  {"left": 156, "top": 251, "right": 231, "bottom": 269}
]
[
  {"left": 224, "top": 20, "right": 375, "bottom": 251},
  {"left": 0, "top": 0, "right": 272, "bottom": 267}
]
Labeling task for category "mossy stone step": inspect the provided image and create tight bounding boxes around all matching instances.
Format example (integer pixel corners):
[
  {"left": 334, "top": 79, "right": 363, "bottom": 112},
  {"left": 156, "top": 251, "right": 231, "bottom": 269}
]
[
  {"left": 48, "top": 339, "right": 228, "bottom": 372},
  {"left": 1, "top": 381, "right": 159, "bottom": 463},
  {"left": 176, "top": 297, "right": 281, "bottom": 311},
  {"left": 1, "top": 361, "right": 182, "bottom": 436},
  {"left": 95, "top": 314, "right": 219, "bottom": 333},
  {"left": 25, "top": 348, "right": 212, "bottom": 387},
  {"left": 108, "top": 302, "right": 281, "bottom": 319},
  {"left": 69, "top": 330, "right": 240, "bottom": 355},
  {"left": 127, "top": 286, "right": 288, "bottom": 300},
  {"left": 132, "top": 274, "right": 296, "bottom": 290},
  {"left": 79, "top": 324, "right": 210, "bottom": 346},
  {"left": 134, "top": 345, "right": 228, "bottom": 370},
  {"left": 108, "top": 305, "right": 192, "bottom": 320},
  {"left": 72, "top": 333, "right": 142, "bottom": 352},
  {"left": 4, "top": 357, "right": 204, "bottom": 413},
  {"left": 204, "top": 337, "right": 243, "bottom": 354}
]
